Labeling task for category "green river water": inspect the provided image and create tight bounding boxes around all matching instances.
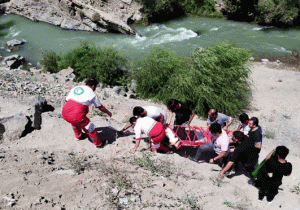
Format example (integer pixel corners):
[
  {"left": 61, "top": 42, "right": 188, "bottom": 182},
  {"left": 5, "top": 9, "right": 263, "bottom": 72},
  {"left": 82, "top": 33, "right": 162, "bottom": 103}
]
[{"left": 0, "top": 14, "right": 300, "bottom": 66}]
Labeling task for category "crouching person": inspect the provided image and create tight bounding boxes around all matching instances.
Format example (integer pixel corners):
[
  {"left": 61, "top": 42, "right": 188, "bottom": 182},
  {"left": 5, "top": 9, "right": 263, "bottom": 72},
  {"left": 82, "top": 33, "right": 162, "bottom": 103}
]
[
  {"left": 218, "top": 131, "right": 259, "bottom": 178},
  {"left": 130, "top": 116, "right": 171, "bottom": 152},
  {"left": 62, "top": 78, "right": 112, "bottom": 148},
  {"left": 193, "top": 123, "right": 230, "bottom": 166}
]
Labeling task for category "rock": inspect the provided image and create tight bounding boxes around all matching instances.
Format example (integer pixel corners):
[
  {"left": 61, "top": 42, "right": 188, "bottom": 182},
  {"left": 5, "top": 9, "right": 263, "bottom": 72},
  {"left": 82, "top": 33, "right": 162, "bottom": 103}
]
[
  {"left": 122, "top": 0, "right": 132, "bottom": 4},
  {"left": 56, "top": 169, "right": 76, "bottom": 175},
  {"left": 6, "top": 39, "right": 26, "bottom": 51},
  {"left": 2, "top": 55, "right": 25, "bottom": 69},
  {"left": 119, "top": 3, "right": 125, "bottom": 9},
  {"left": 261, "top": 59, "right": 269, "bottom": 62},
  {"left": 112, "top": 86, "right": 122, "bottom": 94},
  {"left": 1, "top": 0, "right": 138, "bottom": 34},
  {"left": 0, "top": 113, "right": 30, "bottom": 141},
  {"left": 56, "top": 67, "right": 76, "bottom": 83}
]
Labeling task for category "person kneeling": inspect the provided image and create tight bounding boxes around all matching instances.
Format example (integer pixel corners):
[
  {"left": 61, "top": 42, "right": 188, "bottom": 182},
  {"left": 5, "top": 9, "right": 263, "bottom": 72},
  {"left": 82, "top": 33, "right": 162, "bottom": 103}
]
[
  {"left": 129, "top": 117, "right": 176, "bottom": 152},
  {"left": 218, "top": 131, "right": 259, "bottom": 178}
]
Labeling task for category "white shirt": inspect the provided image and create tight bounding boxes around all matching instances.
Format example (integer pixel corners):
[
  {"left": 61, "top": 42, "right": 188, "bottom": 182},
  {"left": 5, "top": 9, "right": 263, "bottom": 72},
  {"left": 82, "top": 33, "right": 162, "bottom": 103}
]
[
  {"left": 66, "top": 85, "right": 102, "bottom": 107},
  {"left": 213, "top": 130, "right": 230, "bottom": 155},
  {"left": 134, "top": 117, "right": 157, "bottom": 140},
  {"left": 240, "top": 122, "right": 251, "bottom": 135},
  {"left": 144, "top": 106, "right": 167, "bottom": 124}
]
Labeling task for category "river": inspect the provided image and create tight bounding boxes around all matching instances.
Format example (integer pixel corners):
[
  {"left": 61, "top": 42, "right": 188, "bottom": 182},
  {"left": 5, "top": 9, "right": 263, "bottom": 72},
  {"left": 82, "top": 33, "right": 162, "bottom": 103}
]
[{"left": 0, "top": 14, "right": 300, "bottom": 66}]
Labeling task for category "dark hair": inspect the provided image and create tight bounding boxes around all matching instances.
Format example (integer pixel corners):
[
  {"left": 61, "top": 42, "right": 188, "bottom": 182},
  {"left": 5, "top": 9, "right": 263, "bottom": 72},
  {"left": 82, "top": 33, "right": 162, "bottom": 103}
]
[
  {"left": 232, "top": 131, "right": 245, "bottom": 142},
  {"left": 239, "top": 113, "right": 249, "bottom": 123},
  {"left": 250, "top": 117, "right": 259, "bottom": 126},
  {"left": 209, "top": 123, "right": 222, "bottom": 134},
  {"left": 167, "top": 99, "right": 180, "bottom": 111},
  {"left": 133, "top": 106, "right": 144, "bottom": 116},
  {"left": 86, "top": 78, "right": 99, "bottom": 87},
  {"left": 276, "top": 146, "right": 289, "bottom": 159},
  {"left": 129, "top": 117, "right": 137, "bottom": 124}
]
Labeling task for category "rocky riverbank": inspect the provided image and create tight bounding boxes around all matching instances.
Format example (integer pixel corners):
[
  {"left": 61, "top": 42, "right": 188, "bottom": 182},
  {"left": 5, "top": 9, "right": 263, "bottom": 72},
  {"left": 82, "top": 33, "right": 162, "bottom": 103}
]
[
  {"left": 0, "top": 0, "right": 143, "bottom": 35},
  {"left": 0, "top": 59, "right": 300, "bottom": 209}
]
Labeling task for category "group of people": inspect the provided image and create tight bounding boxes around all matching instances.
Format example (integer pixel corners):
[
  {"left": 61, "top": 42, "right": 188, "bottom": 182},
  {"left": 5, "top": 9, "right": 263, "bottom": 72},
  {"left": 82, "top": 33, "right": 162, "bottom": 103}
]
[{"left": 62, "top": 78, "right": 292, "bottom": 203}]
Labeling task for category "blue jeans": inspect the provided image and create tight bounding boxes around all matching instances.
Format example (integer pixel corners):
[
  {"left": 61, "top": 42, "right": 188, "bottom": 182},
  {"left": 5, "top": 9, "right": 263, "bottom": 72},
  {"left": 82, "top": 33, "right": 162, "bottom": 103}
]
[{"left": 193, "top": 142, "right": 216, "bottom": 162}]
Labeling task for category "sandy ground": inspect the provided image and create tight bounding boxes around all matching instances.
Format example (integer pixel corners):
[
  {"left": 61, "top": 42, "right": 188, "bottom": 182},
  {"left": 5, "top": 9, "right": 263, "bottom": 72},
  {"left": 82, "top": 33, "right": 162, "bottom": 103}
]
[{"left": 0, "top": 61, "right": 300, "bottom": 209}]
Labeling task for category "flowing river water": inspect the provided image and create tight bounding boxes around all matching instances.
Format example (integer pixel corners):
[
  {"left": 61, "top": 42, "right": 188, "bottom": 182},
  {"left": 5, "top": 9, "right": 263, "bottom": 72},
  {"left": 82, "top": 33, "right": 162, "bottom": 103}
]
[{"left": 0, "top": 14, "right": 300, "bottom": 66}]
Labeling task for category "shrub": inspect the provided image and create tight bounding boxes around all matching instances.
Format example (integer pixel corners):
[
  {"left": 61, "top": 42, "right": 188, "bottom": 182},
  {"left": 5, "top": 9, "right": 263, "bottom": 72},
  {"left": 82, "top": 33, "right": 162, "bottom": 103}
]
[
  {"left": 134, "top": 43, "right": 252, "bottom": 116},
  {"left": 57, "top": 42, "right": 128, "bottom": 86},
  {"left": 224, "top": 0, "right": 258, "bottom": 21},
  {"left": 138, "top": 0, "right": 221, "bottom": 23},
  {"left": 255, "top": 0, "right": 300, "bottom": 26},
  {"left": 132, "top": 46, "right": 188, "bottom": 99},
  {"left": 40, "top": 50, "right": 61, "bottom": 73}
]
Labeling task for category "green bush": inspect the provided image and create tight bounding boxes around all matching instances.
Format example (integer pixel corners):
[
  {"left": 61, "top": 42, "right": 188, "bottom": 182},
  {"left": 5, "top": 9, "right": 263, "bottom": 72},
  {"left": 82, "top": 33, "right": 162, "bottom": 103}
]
[
  {"left": 40, "top": 50, "right": 61, "bottom": 73},
  {"left": 138, "top": 0, "right": 221, "bottom": 23},
  {"left": 132, "top": 46, "right": 189, "bottom": 99},
  {"left": 133, "top": 43, "right": 252, "bottom": 116},
  {"left": 57, "top": 42, "right": 128, "bottom": 86},
  {"left": 255, "top": 0, "right": 300, "bottom": 26},
  {"left": 224, "top": 0, "right": 258, "bottom": 21}
]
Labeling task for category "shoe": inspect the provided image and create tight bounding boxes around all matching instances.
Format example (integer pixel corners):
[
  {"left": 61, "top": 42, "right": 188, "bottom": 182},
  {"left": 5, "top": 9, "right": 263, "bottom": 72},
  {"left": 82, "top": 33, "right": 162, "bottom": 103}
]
[
  {"left": 267, "top": 200, "right": 273, "bottom": 204},
  {"left": 77, "top": 133, "right": 87, "bottom": 140},
  {"left": 258, "top": 199, "right": 262, "bottom": 203}
]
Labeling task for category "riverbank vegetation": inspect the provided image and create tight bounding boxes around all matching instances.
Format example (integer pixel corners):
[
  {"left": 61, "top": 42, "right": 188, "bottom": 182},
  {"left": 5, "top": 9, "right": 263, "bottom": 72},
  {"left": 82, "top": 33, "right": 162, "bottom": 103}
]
[
  {"left": 41, "top": 42, "right": 252, "bottom": 116},
  {"left": 225, "top": 0, "right": 300, "bottom": 27},
  {"left": 138, "top": 0, "right": 300, "bottom": 27},
  {"left": 138, "top": 0, "right": 222, "bottom": 23}
]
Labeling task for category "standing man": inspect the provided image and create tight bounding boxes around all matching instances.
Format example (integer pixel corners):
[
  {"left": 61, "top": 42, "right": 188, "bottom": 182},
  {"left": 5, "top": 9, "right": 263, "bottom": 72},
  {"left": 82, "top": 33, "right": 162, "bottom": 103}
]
[
  {"left": 248, "top": 117, "right": 263, "bottom": 151},
  {"left": 62, "top": 78, "right": 112, "bottom": 148},
  {"left": 193, "top": 123, "right": 230, "bottom": 165},
  {"left": 218, "top": 131, "right": 259, "bottom": 178},
  {"left": 207, "top": 108, "right": 233, "bottom": 131},
  {"left": 257, "top": 146, "right": 292, "bottom": 203},
  {"left": 166, "top": 99, "right": 195, "bottom": 127}
]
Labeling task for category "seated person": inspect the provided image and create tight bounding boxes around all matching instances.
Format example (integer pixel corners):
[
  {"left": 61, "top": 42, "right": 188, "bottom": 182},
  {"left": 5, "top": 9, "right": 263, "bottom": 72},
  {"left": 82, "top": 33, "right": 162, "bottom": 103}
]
[
  {"left": 256, "top": 146, "right": 292, "bottom": 203},
  {"left": 218, "top": 131, "right": 259, "bottom": 178},
  {"left": 120, "top": 106, "right": 167, "bottom": 133},
  {"left": 207, "top": 108, "right": 233, "bottom": 131},
  {"left": 167, "top": 99, "right": 195, "bottom": 127},
  {"left": 236, "top": 113, "right": 251, "bottom": 136},
  {"left": 129, "top": 117, "right": 178, "bottom": 152},
  {"left": 193, "top": 123, "right": 230, "bottom": 167}
]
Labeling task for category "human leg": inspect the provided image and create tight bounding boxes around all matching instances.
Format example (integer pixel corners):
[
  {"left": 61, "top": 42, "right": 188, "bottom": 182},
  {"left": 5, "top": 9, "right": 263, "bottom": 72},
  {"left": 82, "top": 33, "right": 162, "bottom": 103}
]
[
  {"left": 193, "top": 142, "right": 214, "bottom": 162},
  {"left": 83, "top": 121, "right": 102, "bottom": 147},
  {"left": 71, "top": 124, "right": 83, "bottom": 139}
]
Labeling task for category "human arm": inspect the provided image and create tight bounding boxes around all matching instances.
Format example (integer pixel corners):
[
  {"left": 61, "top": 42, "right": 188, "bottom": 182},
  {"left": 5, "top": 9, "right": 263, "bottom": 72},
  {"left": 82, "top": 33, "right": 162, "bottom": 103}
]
[
  {"left": 185, "top": 112, "right": 195, "bottom": 127},
  {"left": 218, "top": 161, "right": 235, "bottom": 177},
  {"left": 223, "top": 117, "right": 234, "bottom": 131},
  {"left": 167, "top": 111, "right": 173, "bottom": 125},
  {"left": 236, "top": 123, "right": 242, "bottom": 131},
  {"left": 156, "top": 113, "right": 165, "bottom": 124},
  {"left": 265, "top": 149, "right": 275, "bottom": 161},
  {"left": 132, "top": 139, "right": 141, "bottom": 152},
  {"left": 97, "top": 105, "right": 112, "bottom": 117},
  {"left": 119, "top": 122, "right": 133, "bottom": 134},
  {"left": 209, "top": 151, "right": 227, "bottom": 164}
]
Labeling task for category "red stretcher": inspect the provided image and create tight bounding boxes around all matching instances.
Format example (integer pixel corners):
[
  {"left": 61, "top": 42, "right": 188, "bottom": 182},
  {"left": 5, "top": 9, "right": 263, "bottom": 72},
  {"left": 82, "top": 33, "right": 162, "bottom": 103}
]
[{"left": 169, "top": 125, "right": 233, "bottom": 150}]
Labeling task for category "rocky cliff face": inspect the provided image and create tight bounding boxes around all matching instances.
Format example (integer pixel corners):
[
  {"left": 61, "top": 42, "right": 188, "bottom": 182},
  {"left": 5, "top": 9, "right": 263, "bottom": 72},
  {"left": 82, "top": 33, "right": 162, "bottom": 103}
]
[{"left": 0, "top": 0, "right": 143, "bottom": 35}]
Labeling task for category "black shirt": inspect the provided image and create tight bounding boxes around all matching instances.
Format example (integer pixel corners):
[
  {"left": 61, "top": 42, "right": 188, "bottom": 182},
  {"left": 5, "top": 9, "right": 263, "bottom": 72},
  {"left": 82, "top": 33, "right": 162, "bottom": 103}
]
[
  {"left": 248, "top": 125, "right": 262, "bottom": 152},
  {"left": 174, "top": 103, "right": 192, "bottom": 125},
  {"left": 230, "top": 137, "right": 259, "bottom": 164}
]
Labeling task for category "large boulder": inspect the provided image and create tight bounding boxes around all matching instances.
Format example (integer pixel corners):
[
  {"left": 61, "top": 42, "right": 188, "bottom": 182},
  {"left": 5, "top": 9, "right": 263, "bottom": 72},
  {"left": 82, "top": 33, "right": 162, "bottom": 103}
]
[
  {"left": 6, "top": 39, "right": 26, "bottom": 51},
  {"left": 0, "top": 113, "right": 30, "bottom": 141},
  {"left": 2, "top": 55, "right": 25, "bottom": 69},
  {"left": 1, "top": 0, "right": 142, "bottom": 35}
]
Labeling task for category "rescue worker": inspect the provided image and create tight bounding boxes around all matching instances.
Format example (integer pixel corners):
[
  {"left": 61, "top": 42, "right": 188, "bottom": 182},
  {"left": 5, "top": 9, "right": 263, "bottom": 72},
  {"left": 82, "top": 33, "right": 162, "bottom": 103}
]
[{"left": 62, "top": 78, "right": 112, "bottom": 148}]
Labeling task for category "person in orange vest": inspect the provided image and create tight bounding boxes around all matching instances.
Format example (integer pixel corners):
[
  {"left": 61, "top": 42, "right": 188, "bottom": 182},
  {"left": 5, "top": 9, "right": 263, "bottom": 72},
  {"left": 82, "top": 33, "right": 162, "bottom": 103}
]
[{"left": 62, "top": 78, "right": 112, "bottom": 148}]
